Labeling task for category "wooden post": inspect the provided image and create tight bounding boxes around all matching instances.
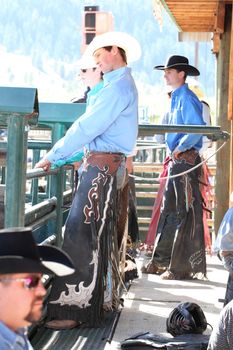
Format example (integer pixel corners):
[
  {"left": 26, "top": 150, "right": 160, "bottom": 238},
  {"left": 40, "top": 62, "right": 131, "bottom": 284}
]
[
  {"left": 230, "top": 122, "right": 233, "bottom": 206},
  {"left": 215, "top": 5, "right": 232, "bottom": 233},
  {"left": 228, "top": 5, "right": 233, "bottom": 120},
  {"left": 229, "top": 6, "right": 233, "bottom": 206}
]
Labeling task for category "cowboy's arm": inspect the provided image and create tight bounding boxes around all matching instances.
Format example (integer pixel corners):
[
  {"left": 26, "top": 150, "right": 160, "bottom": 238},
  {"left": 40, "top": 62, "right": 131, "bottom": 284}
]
[{"left": 35, "top": 86, "right": 129, "bottom": 169}]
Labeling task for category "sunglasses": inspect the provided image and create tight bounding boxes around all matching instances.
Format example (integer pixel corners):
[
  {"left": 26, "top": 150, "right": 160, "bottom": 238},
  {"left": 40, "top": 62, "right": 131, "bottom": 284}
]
[
  {"left": 80, "top": 68, "right": 96, "bottom": 73},
  {"left": 0, "top": 275, "right": 41, "bottom": 290}
]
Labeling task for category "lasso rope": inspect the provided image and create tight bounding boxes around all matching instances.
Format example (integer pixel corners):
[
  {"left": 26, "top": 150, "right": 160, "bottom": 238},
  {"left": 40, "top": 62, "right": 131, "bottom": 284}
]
[{"left": 130, "top": 141, "right": 227, "bottom": 182}]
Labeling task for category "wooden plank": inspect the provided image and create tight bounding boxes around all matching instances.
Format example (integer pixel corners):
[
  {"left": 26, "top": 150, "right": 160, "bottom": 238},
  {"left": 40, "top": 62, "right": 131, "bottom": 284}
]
[
  {"left": 136, "top": 192, "right": 157, "bottom": 198},
  {"left": 173, "top": 14, "right": 214, "bottom": 19},
  {"left": 166, "top": 3, "right": 217, "bottom": 12},
  {"left": 230, "top": 122, "right": 233, "bottom": 203},
  {"left": 228, "top": 6, "right": 233, "bottom": 120},
  {"left": 135, "top": 183, "right": 159, "bottom": 189},
  {"left": 0, "top": 151, "right": 6, "bottom": 166},
  {"left": 137, "top": 205, "right": 154, "bottom": 210},
  {"left": 138, "top": 217, "right": 214, "bottom": 226},
  {"left": 138, "top": 217, "right": 152, "bottom": 224},
  {"left": 181, "top": 26, "right": 216, "bottom": 32},
  {"left": 159, "top": 0, "right": 219, "bottom": 32},
  {"left": 134, "top": 162, "right": 216, "bottom": 175},
  {"left": 214, "top": 1, "right": 225, "bottom": 33},
  {"left": 166, "top": 0, "right": 217, "bottom": 3},
  {"left": 138, "top": 226, "right": 149, "bottom": 232},
  {"left": 134, "top": 167, "right": 162, "bottom": 173},
  {"left": 212, "top": 33, "right": 221, "bottom": 54},
  {"left": 171, "top": 7, "right": 216, "bottom": 12},
  {"left": 214, "top": 7, "right": 231, "bottom": 232},
  {"left": 166, "top": 0, "right": 217, "bottom": 4}
]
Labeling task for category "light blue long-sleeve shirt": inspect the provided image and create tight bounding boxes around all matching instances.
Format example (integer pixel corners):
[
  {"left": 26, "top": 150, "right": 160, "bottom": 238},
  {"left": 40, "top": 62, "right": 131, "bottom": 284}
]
[
  {"left": 45, "top": 67, "right": 138, "bottom": 164},
  {"left": 0, "top": 322, "right": 33, "bottom": 350},
  {"left": 166, "top": 83, "right": 205, "bottom": 152},
  {"left": 51, "top": 81, "right": 105, "bottom": 169},
  {"left": 214, "top": 207, "right": 233, "bottom": 252}
]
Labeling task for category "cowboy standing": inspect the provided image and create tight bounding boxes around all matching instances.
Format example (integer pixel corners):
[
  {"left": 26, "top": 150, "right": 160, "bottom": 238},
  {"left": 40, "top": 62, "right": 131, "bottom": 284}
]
[
  {"left": 0, "top": 227, "right": 74, "bottom": 349},
  {"left": 143, "top": 55, "right": 206, "bottom": 280},
  {"left": 35, "top": 31, "right": 141, "bottom": 329}
]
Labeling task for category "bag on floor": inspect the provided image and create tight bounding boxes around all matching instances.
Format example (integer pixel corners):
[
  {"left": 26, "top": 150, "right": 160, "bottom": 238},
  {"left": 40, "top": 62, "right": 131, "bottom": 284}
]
[{"left": 121, "top": 331, "right": 209, "bottom": 349}]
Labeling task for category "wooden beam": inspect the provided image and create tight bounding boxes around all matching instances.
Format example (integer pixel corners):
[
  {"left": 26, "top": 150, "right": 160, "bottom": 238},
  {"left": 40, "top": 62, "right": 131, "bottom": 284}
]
[
  {"left": 229, "top": 6, "right": 233, "bottom": 203},
  {"left": 159, "top": 0, "right": 182, "bottom": 31},
  {"left": 228, "top": 5, "right": 233, "bottom": 120},
  {"left": 160, "top": 0, "right": 221, "bottom": 32},
  {"left": 230, "top": 122, "right": 233, "bottom": 204},
  {"left": 214, "top": 6, "right": 232, "bottom": 232},
  {"left": 214, "top": 1, "right": 225, "bottom": 33},
  {"left": 212, "top": 32, "right": 221, "bottom": 54}
]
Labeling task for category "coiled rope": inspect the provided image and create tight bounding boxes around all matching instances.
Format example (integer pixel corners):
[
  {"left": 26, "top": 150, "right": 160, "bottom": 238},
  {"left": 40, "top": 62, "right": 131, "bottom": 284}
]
[{"left": 130, "top": 141, "right": 227, "bottom": 182}]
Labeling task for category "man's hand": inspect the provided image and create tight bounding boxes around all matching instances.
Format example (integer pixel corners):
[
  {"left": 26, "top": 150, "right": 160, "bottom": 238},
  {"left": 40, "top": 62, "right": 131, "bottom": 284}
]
[{"left": 34, "top": 159, "right": 51, "bottom": 171}]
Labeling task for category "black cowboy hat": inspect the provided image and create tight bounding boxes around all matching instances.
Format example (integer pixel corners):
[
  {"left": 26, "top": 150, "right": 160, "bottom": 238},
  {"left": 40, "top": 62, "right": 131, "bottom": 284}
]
[
  {"left": 154, "top": 55, "right": 200, "bottom": 76},
  {"left": 0, "top": 227, "right": 75, "bottom": 276}
]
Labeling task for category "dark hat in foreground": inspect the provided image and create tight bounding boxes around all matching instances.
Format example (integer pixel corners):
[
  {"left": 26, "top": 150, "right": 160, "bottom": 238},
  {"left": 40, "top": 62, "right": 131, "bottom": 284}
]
[
  {"left": 0, "top": 227, "right": 75, "bottom": 276},
  {"left": 154, "top": 55, "right": 200, "bottom": 76}
]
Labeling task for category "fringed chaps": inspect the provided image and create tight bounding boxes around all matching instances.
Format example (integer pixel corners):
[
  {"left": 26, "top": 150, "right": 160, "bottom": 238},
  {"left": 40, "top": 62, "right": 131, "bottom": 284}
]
[
  {"left": 47, "top": 152, "right": 126, "bottom": 326},
  {"left": 152, "top": 149, "right": 206, "bottom": 279}
]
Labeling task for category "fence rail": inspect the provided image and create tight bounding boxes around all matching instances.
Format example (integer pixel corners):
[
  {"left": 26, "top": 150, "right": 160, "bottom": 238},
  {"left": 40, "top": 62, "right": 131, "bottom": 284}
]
[{"left": 0, "top": 86, "right": 227, "bottom": 246}]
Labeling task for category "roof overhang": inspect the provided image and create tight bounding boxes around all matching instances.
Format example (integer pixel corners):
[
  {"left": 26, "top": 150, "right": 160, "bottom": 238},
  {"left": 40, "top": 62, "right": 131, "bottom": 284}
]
[
  {"left": 159, "top": 0, "right": 225, "bottom": 32},
  {"left": 153, "top": 0, "right": 230, "bottom": 53},
  {"left": 153, "top": 1, "right": 233, "bottom": 119}
]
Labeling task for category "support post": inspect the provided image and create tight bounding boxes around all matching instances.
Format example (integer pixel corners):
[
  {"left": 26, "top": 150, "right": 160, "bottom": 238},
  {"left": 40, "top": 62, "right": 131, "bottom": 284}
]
[
  {"left": 215, "top": 4, "right": 232, "bottom": 232},
  {"left": 5, "top": 115, "right": 28, "bottom": 227}
]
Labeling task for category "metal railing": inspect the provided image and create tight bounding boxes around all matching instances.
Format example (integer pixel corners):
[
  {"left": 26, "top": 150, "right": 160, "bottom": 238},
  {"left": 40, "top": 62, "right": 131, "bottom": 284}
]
[
  {"left": 0, "top": 87, "right": 85, "bottom": 245},
  {"left": 0, "top": 86, "right": 229, "bottom": 245}
]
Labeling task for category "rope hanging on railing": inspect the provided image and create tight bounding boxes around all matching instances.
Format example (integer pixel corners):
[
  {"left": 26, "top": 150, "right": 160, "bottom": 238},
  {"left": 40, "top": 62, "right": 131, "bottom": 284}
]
[
  {"left": 135, "top": 139, "right": 212, "bottom": 151},
  {"left": 130, "top": 141, "right": 227, "bottom": 182}
]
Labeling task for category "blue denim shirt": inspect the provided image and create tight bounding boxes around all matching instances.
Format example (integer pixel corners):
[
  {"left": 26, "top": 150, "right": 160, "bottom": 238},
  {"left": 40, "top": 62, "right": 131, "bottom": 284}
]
[
  {"left": 0, "top": 322, "right": 33, "bottom": 350},
  {"left": 165, "top": 83, "right": 205, "bottom": 152}
]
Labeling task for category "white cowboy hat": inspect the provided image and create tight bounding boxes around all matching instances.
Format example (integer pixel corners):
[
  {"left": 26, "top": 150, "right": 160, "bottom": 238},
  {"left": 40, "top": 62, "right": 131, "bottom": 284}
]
[{"left": 85, "top": 31, "right": 141, "bottom": 63}]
